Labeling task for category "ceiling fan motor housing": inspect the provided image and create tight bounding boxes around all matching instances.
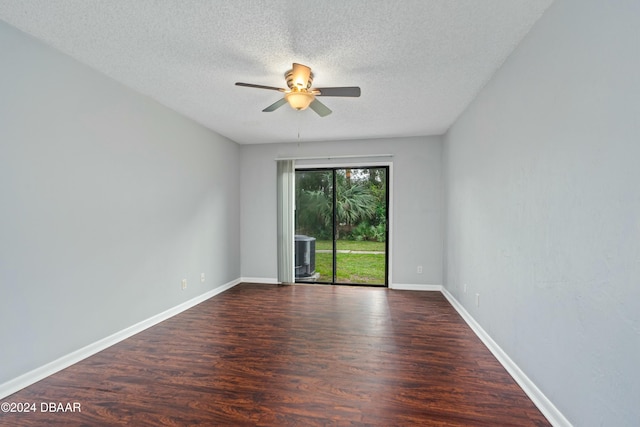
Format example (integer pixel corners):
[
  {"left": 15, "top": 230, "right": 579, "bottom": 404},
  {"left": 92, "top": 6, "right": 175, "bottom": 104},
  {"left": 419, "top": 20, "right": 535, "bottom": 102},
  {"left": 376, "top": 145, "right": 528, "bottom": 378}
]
[{"left": 285, "top": 68, "right": 313, "bottom": 90}]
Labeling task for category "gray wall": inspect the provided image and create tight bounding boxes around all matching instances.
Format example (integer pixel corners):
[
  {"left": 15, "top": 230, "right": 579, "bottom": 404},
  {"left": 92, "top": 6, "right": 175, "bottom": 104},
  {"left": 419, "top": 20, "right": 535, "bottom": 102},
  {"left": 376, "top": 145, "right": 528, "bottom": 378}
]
[
  {"left": 240, "top": 136, "right": 443, "bottom": 286},
  {"left": 0, "top": 22, "right": 240, "bottom": 384},
  {"left": 443, "top": 0, "right": 640, "bottom": 425}
]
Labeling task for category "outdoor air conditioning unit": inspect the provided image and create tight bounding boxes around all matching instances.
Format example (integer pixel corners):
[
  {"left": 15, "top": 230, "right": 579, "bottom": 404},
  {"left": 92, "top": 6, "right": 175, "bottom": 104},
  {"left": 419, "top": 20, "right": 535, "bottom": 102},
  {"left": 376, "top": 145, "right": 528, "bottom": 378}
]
[{"left": 295, "top": 235, "right": 316, "bottom": 277}]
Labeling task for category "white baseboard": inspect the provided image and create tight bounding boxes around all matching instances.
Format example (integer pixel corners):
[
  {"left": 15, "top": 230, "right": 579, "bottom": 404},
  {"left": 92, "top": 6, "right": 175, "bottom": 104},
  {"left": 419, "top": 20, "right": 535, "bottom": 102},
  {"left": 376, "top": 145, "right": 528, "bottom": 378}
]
[
  {"left": 0, "top": 278, "right": 241, "bottom": 400},
  {"left": 440, "top": 287, "right": 571, "bottom": 427},
  {"left": 390, "top": 283, "right": 443, "bottom": 291},
  {"left": 240, "top": 277, "right": 279, "bottom": 284},
  {"left": 240, "top": 280, "right": 442, "bottom": 290}
]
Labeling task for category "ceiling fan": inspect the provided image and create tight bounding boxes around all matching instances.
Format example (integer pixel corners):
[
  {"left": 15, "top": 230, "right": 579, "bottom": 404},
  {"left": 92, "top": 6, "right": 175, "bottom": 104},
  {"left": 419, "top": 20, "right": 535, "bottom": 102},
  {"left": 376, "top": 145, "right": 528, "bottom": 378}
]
[{"left": 235, "top": 63, "right": 361, "bottom": 117}]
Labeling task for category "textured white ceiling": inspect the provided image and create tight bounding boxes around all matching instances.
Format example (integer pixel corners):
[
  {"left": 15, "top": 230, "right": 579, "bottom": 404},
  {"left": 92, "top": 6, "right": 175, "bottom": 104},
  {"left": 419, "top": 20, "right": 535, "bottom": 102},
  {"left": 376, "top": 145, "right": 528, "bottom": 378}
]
[{"left": 0, "top": 0, "right": 553, "bottom": 144}]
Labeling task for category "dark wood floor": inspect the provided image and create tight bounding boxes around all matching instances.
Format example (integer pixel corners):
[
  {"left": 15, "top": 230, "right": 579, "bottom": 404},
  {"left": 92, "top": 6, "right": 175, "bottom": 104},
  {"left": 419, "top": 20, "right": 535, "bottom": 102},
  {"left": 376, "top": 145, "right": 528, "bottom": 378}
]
[{"left": 1, "top": 283, "right": 550, "bottom": 426}]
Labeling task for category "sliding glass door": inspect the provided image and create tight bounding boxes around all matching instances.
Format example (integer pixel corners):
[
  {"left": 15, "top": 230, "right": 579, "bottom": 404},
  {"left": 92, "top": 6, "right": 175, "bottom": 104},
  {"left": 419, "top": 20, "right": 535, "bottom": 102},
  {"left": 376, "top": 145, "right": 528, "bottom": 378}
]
[{"left": 295, "top": 167, "right": 388, "bottom": 286}]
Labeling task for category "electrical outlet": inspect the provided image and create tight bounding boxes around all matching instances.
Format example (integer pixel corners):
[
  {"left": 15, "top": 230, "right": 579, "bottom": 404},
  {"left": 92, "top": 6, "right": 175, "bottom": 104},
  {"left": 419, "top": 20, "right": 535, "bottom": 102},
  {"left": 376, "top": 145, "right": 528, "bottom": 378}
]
[
  {"left": 181, "top": 279, "right": 187, "bottom": 290},
  {"left": 417, "top": 265, "right": 423, "bottom": 274},
  {"left": 475, "top": 293, "right": 480, "bottom": 307},
  {"left": 200, "top": 273, "right": 205, "bottom": 283}
]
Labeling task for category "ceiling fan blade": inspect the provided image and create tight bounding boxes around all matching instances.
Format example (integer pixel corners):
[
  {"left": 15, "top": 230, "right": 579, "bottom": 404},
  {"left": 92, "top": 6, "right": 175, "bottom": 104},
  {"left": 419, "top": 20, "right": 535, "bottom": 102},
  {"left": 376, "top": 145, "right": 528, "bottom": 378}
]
[
  {"left": 290, "top": 63, "right": 312, "bottom": 88},
  {"left": 309, "top": 99, "right": 332, "bottom": 117},
  {"left": 262, "top": 98, "right": 288, "bottom": 112},
  {"left": 315, "top": 87, "right": 361, "bottom": 97},
  {"left": 236, "top": 82, "right": 285, "bottom": 92}
]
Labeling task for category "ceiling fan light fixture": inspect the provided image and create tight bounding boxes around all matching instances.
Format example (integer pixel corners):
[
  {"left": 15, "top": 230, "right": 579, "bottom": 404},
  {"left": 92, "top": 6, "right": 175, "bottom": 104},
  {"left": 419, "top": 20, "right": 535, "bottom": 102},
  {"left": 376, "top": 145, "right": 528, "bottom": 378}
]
[{"left": 285, "top": 90, "right": 315, "bottom": 111}]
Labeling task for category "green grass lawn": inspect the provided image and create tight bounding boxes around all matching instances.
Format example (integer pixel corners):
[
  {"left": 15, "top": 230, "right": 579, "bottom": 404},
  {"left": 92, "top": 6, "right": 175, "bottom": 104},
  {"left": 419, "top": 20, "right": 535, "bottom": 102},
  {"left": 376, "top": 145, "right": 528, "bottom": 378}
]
[
  {"left": 314, "top": 248, "right": 386, "bottom": 285},
  {"left": 315, "top": 240, "right": 385, "bottom": 252}
]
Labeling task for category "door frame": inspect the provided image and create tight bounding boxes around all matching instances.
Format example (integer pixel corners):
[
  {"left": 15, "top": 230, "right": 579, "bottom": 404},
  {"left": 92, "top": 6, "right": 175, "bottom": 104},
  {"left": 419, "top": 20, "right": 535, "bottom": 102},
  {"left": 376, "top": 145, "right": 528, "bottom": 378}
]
[{"left": 294, "top": 161, "right": 393, "bottom": 287}]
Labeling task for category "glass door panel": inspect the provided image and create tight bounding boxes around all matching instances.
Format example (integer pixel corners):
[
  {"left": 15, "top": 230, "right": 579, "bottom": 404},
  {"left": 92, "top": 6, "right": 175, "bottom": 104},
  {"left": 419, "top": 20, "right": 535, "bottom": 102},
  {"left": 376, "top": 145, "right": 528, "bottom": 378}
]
[
  {"left": 335, "top": 168, "right": 387, "bottom": 285},
  {"left": 295, "top": 169, "right": 334, "bottom": 283}
]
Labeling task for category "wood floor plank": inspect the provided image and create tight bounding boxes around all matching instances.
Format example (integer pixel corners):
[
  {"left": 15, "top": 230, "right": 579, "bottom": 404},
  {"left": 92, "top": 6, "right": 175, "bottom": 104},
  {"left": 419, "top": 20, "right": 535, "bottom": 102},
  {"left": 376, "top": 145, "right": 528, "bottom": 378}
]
[{"left": 0, "top": 284, "right": 550, "bottom": 426}]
